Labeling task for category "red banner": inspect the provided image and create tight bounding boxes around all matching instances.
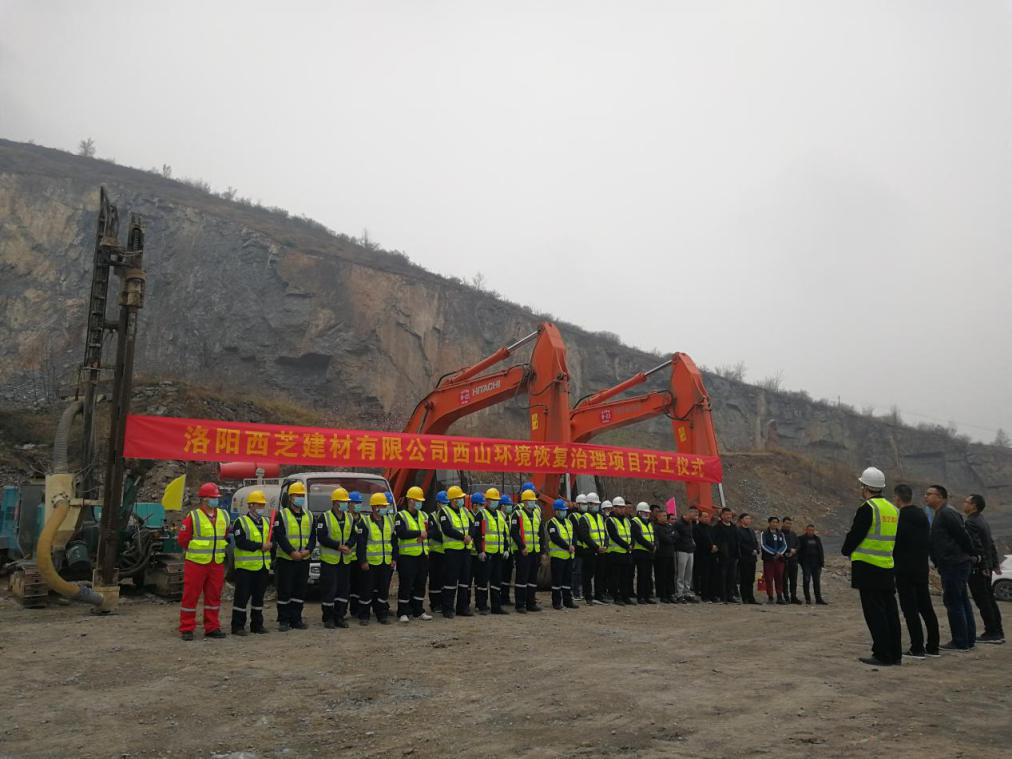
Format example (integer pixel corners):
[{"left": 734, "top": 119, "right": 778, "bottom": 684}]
[{"left": 123, "top": 415, "right": 722, "bottom": 483}]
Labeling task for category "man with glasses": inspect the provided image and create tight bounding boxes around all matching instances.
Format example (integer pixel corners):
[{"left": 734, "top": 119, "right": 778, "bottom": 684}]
[{"left": 926, "top": 484, "right": 977, "bottom": 651}]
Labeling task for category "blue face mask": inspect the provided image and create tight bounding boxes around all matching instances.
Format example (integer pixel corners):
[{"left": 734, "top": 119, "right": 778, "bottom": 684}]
[
  {"left": 207, "top": 498, "right": 220, "bottom": 508},
  {"left": 337, "top": 502, "right": 350, "bottom": 513},
  {"left": 556, "top": 510, "right": 568, "bottom": 519},
  {"left": 589, "top": 504, "right": 600, "bottom": 513},
  {"left": 292, "top": 496, "right": 305, "bottom": 508},
  {"left": 503, "top": 504, "right": 514, "bottom": 515},
  {"left": 487, "top": 500, "right": 498, "bottom": 510},
  {"left": 354, "top": 503, "right": 369, "bottom": 514}
]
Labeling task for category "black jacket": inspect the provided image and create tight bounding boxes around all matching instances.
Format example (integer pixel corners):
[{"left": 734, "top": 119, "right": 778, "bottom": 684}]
[
  {"left": 737, "top": 526, "right": 758, "bottom": 560},
  {"left": 673, "top": 518, "right": 695, "bottom": 553},
  {"left": 654, "top": 521, "right": 676, "bottom": 557},
  {"left": 693, "top": 522, "right": 714, "bottom": 557},
  {"left": 782, "top": 529, "right": 800, "bottom": 561},
  {"left": 796, "top": 534, "right": 824, "bottom": 568},
  {"left": 711, "top": 521, "right": 739, "bottom": 559},
  {"left": 965, "top": 511, "right": 1000, "bottom": 573},
  {"left": 841, "top": 501, "right": 894, "bottom": 591},
  {"left": 606, "top": 516, "right": 631, "bottom": 552},
  {"left": 231, "top": 513, "right": 269, "bottom": 552},
  {"left": 272, "top": 507, "right": 318, "bottom": 558},
  {"left": 893, "top": 505, "right": 931, "bottom": 582},
  {"left": 630, "top": 517, "right": 655, "bottom": 552},
  {"left": 929, "top": 505, "right": 973, "bottom": 568}
]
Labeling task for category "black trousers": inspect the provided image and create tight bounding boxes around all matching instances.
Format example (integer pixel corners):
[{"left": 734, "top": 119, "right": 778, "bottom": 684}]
[
  {"left": 695, "top": 551, "right": 717, "bottom": 599},
  {"left": 692, "top": 550, "right": 706, "bottom": 595},
  {"left": 484, "top": 554, "right": 505, "bottom": 611},
  {"left": 718, "top": 555, "right": 738, "bottom": 601},
  {"left": 319, "top": 561, "right": 350, "bottom": 622},
  {"left": 349, "top": 563, "right": 362, "bottom": 616},
  {"left": 578, "top": 549, "right": 598, "bottom": 600},
  {"left": 358, "top": 563, "right": 392, "bottom": 621},
  {"left": 859, "top": 587, "right": 902, "bottom": 663},
  {"left": 801, "top": 562, "right": 824, "bottom": 603},
  {"left": 608, "top": 553, "right": 633, "bottom": 602},
  {"left": 654, "top": 554, "right": 675, "bottom": 599},
  {"left": 501, "top": 553, "right": 514, "bottom": 604},
  {"left": 397, "top": 554, "right": 429, "bottom": 618},
  {"left": 738, "top": 556, "right": 757, "bottom": 602},
  {"left": 968, "top": 570, "right": 1004, "bottom": 637},
  {"left": 457, "top": 554, "right": 474, "bottom": 612},
  {"left": 591, "top": 551, "right": 608, "bottom": 601},
  {"left": 232, "top": 568, "right": 269, "bottom": 631},
  {"left": 550, "top": 556, "right": 574, "bottom": 607},
  {"left": 427, "top": 552, "right": 444, "bottom": 611},
  {"left": 275, "top": 559, "right": 310, "bottom": 625},
  {"left": 514, "top": 552, "right": 540, "bottom": 610},
  {"left": 785, "top": 558, "right": 800, "bottom": 600},
  {"left": 473, "top": 553, "right": 491, "bottom": 610},
  {"left": 441, "top": 549, "right": 466, "bottom": 614},
  {"left": 896, "top": 573, "right": 940, "bottom": 654},
  {"left": 633, "top": 551, "right": 654, "bottom": 601}
]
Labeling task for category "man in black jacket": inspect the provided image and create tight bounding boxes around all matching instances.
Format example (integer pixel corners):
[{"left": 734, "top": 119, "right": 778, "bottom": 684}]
[
  {"left": 892, "top": 484, "right": 939, "bottom": 657},
  {"left": 736, "top": 513, "right": 760, "bottom": 604},
  {"left": 797, "top": 524, "right": 827, "bottom": 606},
  {"left": 693, "top": 510, "right": 717, "bottom": 601},
  {"left": 927, "top": 484, "right": 976, "bottom": 650},
  {"left": 653, "top": 508, "right": 677, "bottom": 603},
  {"left": 963, "top": 494, "right": 1005, "bottom": 644},
  {"left": 711, "top": 507, "right": 740, "bottom": 603},
  {"left": 782, "top": 517, "right": 802, "bottom": 604},
  {"left": 673, "top": 507, "right": 697, "bottom": 602}
]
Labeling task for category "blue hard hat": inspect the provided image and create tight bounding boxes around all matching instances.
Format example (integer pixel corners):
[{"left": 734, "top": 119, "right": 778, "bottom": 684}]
[
  {"left": 521, "top": 481, "right": 536, "bottom": 492},
  {"left": 500, "top": 494, "right": 512, "bottom": 506},
  {"left": 387, "top": 491, "right": 395, "bottom": 504},
  {"left": 349, "top": 490, "right": 363, "bottom": 503},
  {"left": 471, "top": 492, "right": 485, "bottom": 506},
  {"left": 553, "top": 498, "right": 567, "bottom": 510},
  {"left": 435, "top": 490, "right": 450, "bottom": 504}
]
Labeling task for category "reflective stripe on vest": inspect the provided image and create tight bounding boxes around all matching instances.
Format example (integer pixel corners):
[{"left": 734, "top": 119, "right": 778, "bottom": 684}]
[
  {"left": 320, "top": 510, "right": 355, "bottom": 565},
  {"left": 632, "top": 517, "right": 654, "bottom": 551},
  {"left": 429, "top": 511, "right": 445, "bottom": 554},
  {"left": 185, "top": 508, "right": 228, "bottom": 565},
  {"left": 481, "top": 509, "right": 508, "bottom": 555},
  {"left": 583, "top": 512, "right": 607, "bottom": 548},
  {"left": 548, "top": 517, "right": 572, "bottom": 560},
  {"left": 277, "top": 507, "right": 312, "bottom": 560},
  {"left": 607, "top": 516, "right": 631, "bottom": 554},
  {"left": 519, "top": 509, "right": 542, "bottom": 552},
  {"left": 465, "top": 509, "right": 478, "bottom": 555},
  {"left": 233, "top": 514, "right": 270, "bottom": 571},
  {"left": 364, "top": 515, "right": 393, "bottom": 565},
  {"left": 851, "top": 497, "right": 898, "bottom": 569},
  {"left": 441, "top": 507, "right": 467, "bottom": 551},
  {"left": 399, "top": 509, "right": 429, "bottom": 557}
]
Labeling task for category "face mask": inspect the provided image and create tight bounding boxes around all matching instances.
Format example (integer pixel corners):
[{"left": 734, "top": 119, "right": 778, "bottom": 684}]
[
  {"left": 207, "top": 498, "right": 220, "bottom": 508},
  {"left": 487, "top": 500, "right": 498, "bottom": 510},
  {"left": 452, "top": 498, "right": 465, "bottom": 509},
  {"left": 503, "top": 504, "right": 514, "bottom": 515},
  {"left": 409, "top": 499, "right": 422, "bottom": 511},
  {"left": 524, "top": 501, "right": 537, "bottom": 510},
  {"left": 292, "top": 496, "right": 305, "bottom": 508},
  {"left": 250, "top": 506, "right": 263, "bottom": 517},
  {"left": 557, "top": 511, "right": 568, "bottom": 519},
  {"left": 589, "top": 504, "right": 599, "bottom": 513},
  {"left": 577, "top": 503, "right": 588, "bottom": 513},
  {"left": 354, "top": 504, "right": 369, "bottom": 514},
  {"left": 337, "top": 502, "right": 350, "bottom": 513},
  {"left": 380, "top": 507, "right": 392, "bottom": 516}
]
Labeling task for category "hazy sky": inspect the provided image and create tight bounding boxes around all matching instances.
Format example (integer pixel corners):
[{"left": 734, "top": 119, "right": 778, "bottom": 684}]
[{"left": 2, "top": 1, "right": 1010, "bottom": 441}]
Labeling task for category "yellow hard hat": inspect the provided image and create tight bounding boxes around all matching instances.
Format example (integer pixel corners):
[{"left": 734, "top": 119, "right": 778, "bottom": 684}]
[
  {"left": 369, "top": 492, "right": 389, "bottom": 507},
  {"left": 288, "top": 481, "right": 306, "bottom": 496},
  {"left": 331, "top": 487, "right": 350, "bottom": 502},
  {"left": 521, "top": 489, "right": 537, "bottom": 501},
  {"left": 447, "top": 485, "right": 465, "bottom": 500},
  {"left": 247, "top": 489, "right": 267, "bottom": 505},
  {"left": 406, "top": 486, "right": 425, "bottom": 501},
  {"left": 485, "top": 487, "right": 501, "bottom": 501}
]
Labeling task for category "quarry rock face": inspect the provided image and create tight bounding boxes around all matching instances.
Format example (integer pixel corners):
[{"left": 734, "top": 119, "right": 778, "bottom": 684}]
[{"left": 2, "top": 139, "right": 1009, "bottom": 503}]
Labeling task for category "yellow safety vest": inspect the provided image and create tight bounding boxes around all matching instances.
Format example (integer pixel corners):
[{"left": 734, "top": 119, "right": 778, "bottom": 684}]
[
  {"left": 607, "top": 516, "right": 631, "bottom": 554},
  {"left": 851, "top": 498, "right": 898, "bottom": 569},
  {"left": 441, "top": 506, "right": 468, "bottom": 551},
  {"left": 364, "top": 515, "right": 394, "bottom": 566},
  {"left": 428, "top": 510, "right": 445, "bottom": 554},
  {"left": 399, "top": 509, "right": 429, "bottom": 557},
  {"left": 320, "top": 510, "right": 355, "bottom": 565},
  {"left": 519, "top": 509, "right": 542, "bottom": 552},
  {"left": 185, "top": 508, "right": 228, "bottom": 565},
  {"left": 548, "top": 517, "right": 573, "bottom": 560},
  {"left": 233, "top": 514, "right": 271, "bottom": 571},
  {"left": 276, "top": 507, "right": 312, "bottom": 560},
  {"left": 632, "top": 517, "right": 654, "bottom": 551},
  {"left": 480, "top": 509, "right": 509, "bottom": 555},
  {"left": 582, "top": 512, "right": 607, "bottom": 549}
]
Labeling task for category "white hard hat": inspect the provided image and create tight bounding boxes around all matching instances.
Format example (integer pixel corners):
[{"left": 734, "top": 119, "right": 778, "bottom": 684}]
[
  {"left": 858, "top": 467, "right": 886, "bottom": 489},
  {"left": 612, "top": 496, "right": 626, "bottom": 507},
  {"left": 601, "top": 500, "right": 613, "bottom": 510},
  {"left": 586, "top": 492, "right": 601, "bottom": 504},
  {"left": 636, "top": 501, "right": 650, "bottom": 513},
  {"left": 575, "top": 494, "right": 588, "bottom": 504}
]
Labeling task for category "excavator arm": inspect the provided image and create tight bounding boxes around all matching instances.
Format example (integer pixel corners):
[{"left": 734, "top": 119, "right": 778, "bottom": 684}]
[
  {"left": 386, "top": 323, "right": 571, "bottom": 502},
  {"left": 570, "top": 352, "right": 721, "bottom": 511}
]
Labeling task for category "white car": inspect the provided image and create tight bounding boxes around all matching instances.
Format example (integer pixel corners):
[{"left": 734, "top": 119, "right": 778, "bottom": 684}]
[{"left": 993, "top": 554, "right": 1012, "bottom": 603}]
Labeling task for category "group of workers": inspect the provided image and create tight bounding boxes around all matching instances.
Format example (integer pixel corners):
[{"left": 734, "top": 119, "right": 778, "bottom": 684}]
[{"left": 843, "top": 467, "right": 1005, "bottom": 667}]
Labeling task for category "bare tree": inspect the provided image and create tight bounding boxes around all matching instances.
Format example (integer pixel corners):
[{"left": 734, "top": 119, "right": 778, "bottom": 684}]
[
  {"left": 887, "top": 404, "right": 903, "bottom": 426},
  {"left": 758, "top": 370, "right": 784, "bottom": 392},
  {"left": 714, "top": 361, "right": 747, "bottom": 382},
  {"left": 995, "top": 428, "right": 1011, "bottom": 448},
  {"left": 77, "top": 138, "right": 96, "bottom": 158},
  {"left": 161, "top": 164, "right": 173, "bottom": 179},
  {"left": 471, "top": 272, "right": 487, "bottom": 291},
  {"left": 221, "top": 186, "right": 238, "bottom": 201}
]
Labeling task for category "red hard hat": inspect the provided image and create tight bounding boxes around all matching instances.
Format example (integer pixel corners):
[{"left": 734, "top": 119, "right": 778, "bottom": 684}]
[{"left": 198, "top": 482, "right": 220, "bottom": 498}]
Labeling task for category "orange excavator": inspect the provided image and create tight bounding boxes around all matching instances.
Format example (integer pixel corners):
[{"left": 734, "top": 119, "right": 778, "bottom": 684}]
[
  {"left": 385, "top": 322, "right": 571, "bottom": 503},
  {"left": 569, "top": 352, "right": 723, "bottom": 512}
]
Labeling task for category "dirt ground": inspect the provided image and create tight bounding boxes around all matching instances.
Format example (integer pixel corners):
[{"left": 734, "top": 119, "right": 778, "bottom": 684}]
[{"left": 2, "top": 561, "right": 1009, "bottom": 759}]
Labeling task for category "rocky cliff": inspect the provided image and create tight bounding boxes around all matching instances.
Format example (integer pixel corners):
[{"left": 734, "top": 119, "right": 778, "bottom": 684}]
[{"left": 2, "top": 139, "right": 1010, "bottom": 504}]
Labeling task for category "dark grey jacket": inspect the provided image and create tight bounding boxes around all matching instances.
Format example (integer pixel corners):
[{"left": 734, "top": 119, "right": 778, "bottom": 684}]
[
  {"left": 929, "top": 505, "right": 973, "bottom": 568},
  {"left": 965, "top": 511, "right": 1000, "bottom": 573}
]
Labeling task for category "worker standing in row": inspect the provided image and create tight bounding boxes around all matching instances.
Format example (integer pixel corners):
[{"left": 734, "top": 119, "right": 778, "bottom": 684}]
[
  {"left": 394, "top": 487, "right": 433, "bottom": 623},
  {"left": 273, "top": 481, "right": 316, "bottom": 631},
  {"left": 631, "top": 502, "right": 656, "bottom": 603},
  {"left": 315, "top": 488, "right": 355, "bottom": 629},
  {"left": 348, "top": 491, "right": 367, "bottom": 616},
  {"left": 512, "top": 488, "right": 543, "bottom": 613},
  {"left": 438, "top": 485, "right": 471, "bottom": 618},
  {"left": 178, "top": 482, "right": 228, "bottom": 640},
  {"left": 606, "top": 497, "right": 633, "bottom": 605},
  {"left": 499, "top": 494, "right": 515, "bottom": 606},
  {"left": 357, "top": 492, "right": 395, "bottom": 625},
  {"left": 574, "top": 492, "right": 604, "bottom": 604},
  {"left": 427, "top": 491, "right": 447, "bottom": 613},
  {"left": 229, "top": 489, "right": 272, "bottom": 636},
  {"left": 569, "top": 494, "right": 587, "bottom": 600},
  {"left": 474, "top": 487, "right": 510, "bottom": 614},
  {"left": 547, "top": 498, "right": 578, "bottom": 609}
]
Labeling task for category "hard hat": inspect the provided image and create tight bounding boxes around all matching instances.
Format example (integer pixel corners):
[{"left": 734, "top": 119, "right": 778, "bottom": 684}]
[
  {"left": 198, "top": 482, "right": 220, "bottom": 498},
  {"left": 485, "top": 487, "right": 501, "bottom": 501},
  {"left": 247, "top": 489, "right": 266, "bottom": 505},
  {"left": 612, "top": 496, "right": 626, "bottom": 507},
  {"left": 520, "top": 489, "right": 537, "bottom": 502},
  {"left": 435, "top": 490, "right": 450, "bottom": 504},
  {"left": 575, "top": 494, "right": 588, "bottom": 504},
  {"left": 601, "top": 499, "right": 613, "bottom": 510},
  {"left": 521, "top": 481, "right": 536, "bottom": 493},
  {"left": 858, "top": 467, "right": 886, "bottom": 489},
  {"left": 553, "top": 498, "right": 567, "bottom": 510},
  {"left": 447, "top": 485, "right": 465, "bottom": 500},
  {"left": 406, "top": 486, "right": 425, "bottom": 501},
  {"left": 471, "top": 492, "right": 485, "bottom": 506},
  {"left": 349, "top": 490, "right": 363, "bottom": 503},
  {"left": 330, "top": 487, "right": 350, "bottom": 502},
  {"left": 288, "top": 481, "right": 306, "bottom": 496},
  {"left": 636, "top": 501, "right": 650, "bottom": 513},
  {"left": 500, "top": 494, "right": 513, "bottom": 506},
  {"left": 586, "top": 492, "right": 601, "bottom": 504},
  {"left": 370, "top": 492, "right": 389, "bottom": 507}
]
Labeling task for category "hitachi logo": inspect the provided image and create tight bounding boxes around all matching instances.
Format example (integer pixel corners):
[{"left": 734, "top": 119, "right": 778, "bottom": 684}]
[{"left": 460, "top": 378, "right": 502, "bottom": 404}]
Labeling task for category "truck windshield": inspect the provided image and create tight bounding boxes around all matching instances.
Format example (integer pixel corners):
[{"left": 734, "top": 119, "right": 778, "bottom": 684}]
[{"left": 306, "top": 477, "right": 389, "bottom": 513}]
